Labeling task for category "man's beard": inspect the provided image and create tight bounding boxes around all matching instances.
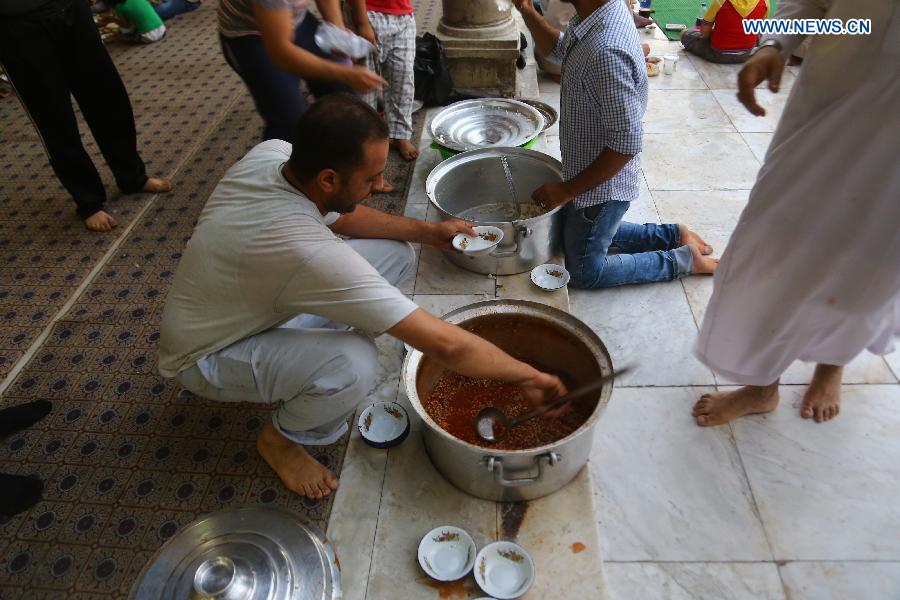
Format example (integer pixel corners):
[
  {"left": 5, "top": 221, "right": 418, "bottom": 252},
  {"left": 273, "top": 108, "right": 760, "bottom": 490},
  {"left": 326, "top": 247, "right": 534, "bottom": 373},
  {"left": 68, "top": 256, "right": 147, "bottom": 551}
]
[{"left": 326, "top": 190, "right": 361, "bottom": 214}]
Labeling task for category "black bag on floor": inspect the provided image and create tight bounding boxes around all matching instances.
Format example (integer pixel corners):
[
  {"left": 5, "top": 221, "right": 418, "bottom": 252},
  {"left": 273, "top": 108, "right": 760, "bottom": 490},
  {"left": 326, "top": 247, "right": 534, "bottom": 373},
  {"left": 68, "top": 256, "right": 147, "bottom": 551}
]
[{"left": 414, "top": 33, "right": 453, "bottom": 107}]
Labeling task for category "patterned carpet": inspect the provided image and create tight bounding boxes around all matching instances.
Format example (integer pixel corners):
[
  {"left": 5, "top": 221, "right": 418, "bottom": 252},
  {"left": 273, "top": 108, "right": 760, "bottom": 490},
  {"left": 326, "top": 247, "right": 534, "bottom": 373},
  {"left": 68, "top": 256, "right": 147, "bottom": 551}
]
[
  {"left": 0, "top": 3, "right": 426, "bottom": 597},
  {"left": 0, "top": 3, "right": 246, "bottom": 383}
]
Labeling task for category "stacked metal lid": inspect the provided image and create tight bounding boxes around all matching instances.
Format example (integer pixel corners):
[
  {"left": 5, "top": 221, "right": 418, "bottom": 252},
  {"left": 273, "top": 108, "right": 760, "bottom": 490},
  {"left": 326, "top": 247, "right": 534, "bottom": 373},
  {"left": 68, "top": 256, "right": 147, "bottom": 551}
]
[
  {"left": 429, "top": 99, "right": 546, "bottom": 152},
  {"left": 131, "top": 506, "right": 341, "bottom": 600}
]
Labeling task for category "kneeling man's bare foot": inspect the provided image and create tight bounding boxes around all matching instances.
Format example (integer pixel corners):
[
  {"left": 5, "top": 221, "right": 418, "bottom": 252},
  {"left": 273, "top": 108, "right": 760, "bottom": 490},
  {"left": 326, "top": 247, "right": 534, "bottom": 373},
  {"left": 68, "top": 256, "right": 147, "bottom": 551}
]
[
  {"left": 679, "top": 224, "right": 713, "bottom": 255},
  {"left": 693, "top": 383, "right": 779, "bottom": 427},
  {"left": 689, "top": 244, "right": 719, "bottom": 275},
  {"left": 392, "top": 138, "right": 419, "bottom": 161},
  {"left": 85, "top": 210, "right": 118, "bottom": 232},
  {"left": 143, "top": 177, "right": 172, "bottom": 193},
  {"left": 801, "top": 364, "right": 842, "bottom": 422},
  {"left": 257, "top": 422, "right": 339, "bottom": 499}
]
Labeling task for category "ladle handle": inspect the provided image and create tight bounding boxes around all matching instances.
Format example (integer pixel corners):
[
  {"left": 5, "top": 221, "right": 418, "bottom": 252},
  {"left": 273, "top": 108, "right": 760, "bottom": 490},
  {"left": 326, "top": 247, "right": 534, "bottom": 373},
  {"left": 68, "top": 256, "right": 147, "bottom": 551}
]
[{"left": 509, "top": 367, "right": 629, "bottom": 427}]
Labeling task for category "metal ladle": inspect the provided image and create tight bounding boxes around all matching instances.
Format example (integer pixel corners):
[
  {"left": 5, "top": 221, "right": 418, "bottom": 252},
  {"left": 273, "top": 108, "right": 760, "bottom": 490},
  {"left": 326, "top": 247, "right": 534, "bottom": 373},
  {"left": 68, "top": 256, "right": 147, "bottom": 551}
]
[
  {"left": 499, "top": 155, "right": 521, "bottom": 221},
  {"left": 475, "top": 368, "right": 629, "bottom": 443}
]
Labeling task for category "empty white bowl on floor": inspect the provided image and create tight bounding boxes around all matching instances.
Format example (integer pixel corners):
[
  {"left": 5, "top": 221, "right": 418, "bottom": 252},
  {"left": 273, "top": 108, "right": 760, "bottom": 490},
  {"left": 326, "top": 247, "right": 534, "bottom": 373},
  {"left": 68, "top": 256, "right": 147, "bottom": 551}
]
[
  {"left": 417, "top": 526, "right": 477, "bottom": 582},
  {"left": 356, "top": 401, "right": 410, "bottom": 449},
  {"left": 474, "top": 541, "right": 535, "bottom": 599}
]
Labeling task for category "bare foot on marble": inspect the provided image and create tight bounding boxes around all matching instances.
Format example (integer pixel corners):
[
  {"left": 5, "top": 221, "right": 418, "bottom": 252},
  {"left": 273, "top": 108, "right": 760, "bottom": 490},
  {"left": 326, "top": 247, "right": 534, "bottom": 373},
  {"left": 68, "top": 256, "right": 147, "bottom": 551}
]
[
  {"left": 801, "top": 364, "right": 843, "bottom": 422},
  {"left": 693, "top": 383, "right": 780, "bottom": 426}
]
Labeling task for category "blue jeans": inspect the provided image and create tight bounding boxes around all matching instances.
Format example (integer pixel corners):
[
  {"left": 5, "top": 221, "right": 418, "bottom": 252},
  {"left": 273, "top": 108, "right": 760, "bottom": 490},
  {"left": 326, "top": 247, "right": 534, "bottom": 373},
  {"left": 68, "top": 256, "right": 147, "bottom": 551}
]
[
  {"left": 219, "top": 13, "right": 353, "bottom": 141},
  {"left": 563, "top": 201, "right": 693, "bottom": 288},
  {"left": 153, "top": 0, "right": 199, "bottom": 21}
]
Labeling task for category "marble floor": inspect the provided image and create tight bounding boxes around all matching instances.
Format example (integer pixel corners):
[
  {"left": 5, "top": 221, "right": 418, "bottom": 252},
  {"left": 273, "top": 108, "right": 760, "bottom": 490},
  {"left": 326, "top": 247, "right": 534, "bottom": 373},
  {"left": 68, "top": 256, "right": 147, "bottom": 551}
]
[{"left": 330, "top": 24, "right": 900, "bottom": 600}]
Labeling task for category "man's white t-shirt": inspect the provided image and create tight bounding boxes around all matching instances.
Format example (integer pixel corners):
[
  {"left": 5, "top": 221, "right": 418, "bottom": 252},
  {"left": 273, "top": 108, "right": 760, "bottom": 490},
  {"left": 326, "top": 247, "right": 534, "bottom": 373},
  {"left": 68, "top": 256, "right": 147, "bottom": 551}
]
[{"left": 158, "top": 140, "right": 418, "bottom": 377}]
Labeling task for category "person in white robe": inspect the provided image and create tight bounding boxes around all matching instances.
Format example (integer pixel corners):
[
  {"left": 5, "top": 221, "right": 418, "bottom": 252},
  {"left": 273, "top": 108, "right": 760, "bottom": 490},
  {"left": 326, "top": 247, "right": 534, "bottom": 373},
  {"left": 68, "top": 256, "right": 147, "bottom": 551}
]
[{"left": 693, "top": 0, "right": 899, "bottom": 425}]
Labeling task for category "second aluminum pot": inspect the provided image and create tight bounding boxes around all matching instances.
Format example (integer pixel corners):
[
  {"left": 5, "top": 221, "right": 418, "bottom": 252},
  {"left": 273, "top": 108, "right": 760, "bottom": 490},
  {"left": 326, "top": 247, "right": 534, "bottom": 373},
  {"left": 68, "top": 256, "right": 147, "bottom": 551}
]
[{"left": 425, "top": 147, "right": 564, "bottom": 275}]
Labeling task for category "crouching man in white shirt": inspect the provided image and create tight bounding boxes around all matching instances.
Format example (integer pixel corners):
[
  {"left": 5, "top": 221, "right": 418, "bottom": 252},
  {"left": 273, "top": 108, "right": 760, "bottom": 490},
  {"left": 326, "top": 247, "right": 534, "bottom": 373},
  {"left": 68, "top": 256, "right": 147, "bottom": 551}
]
[{"left": 158, "top": 93, "right": 567, "bottom": 499}]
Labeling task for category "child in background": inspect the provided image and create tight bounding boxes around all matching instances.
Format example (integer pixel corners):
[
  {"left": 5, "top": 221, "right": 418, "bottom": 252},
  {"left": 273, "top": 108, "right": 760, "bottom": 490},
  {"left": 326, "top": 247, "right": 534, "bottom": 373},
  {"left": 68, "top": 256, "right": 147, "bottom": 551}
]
[
  {"left": 680, "top": 0, "right": 768, "bottom": 64},
  {"left": 359, "top": 0, "right": 418, "bottom": 161},
  {"left": 109, "top": 0, "right": 201, "bottom": 43},
  {"left": 110, "top": 0, "right": 167, "bottom": 42}
]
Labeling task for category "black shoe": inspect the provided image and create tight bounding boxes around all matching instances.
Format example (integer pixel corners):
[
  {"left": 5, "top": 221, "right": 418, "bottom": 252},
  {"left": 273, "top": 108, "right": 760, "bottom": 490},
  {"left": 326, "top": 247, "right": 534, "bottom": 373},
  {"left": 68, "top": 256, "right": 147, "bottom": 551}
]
[
  {"left": 0, "top": 473, "right": 43, "bottom": 517},
  {"left": 0, "top": 400, "right": 52, "bottom": 436}
]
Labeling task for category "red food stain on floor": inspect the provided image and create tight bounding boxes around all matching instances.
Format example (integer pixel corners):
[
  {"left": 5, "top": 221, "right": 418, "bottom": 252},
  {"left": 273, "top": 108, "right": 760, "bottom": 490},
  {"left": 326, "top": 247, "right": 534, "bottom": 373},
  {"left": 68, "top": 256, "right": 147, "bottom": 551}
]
[
  {"left": 417, "top": 577, "right": 476, "bottom": 598},
  {"left": 571, "top": 541, "right": 587, "bottom": 554}
]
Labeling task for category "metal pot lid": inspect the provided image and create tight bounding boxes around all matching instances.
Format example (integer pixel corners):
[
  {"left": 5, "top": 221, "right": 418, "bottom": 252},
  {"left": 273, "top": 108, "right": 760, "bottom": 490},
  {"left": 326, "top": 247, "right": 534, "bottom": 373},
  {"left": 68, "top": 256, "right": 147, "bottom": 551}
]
[
  {"left": 131, "top": 506, "right": 341, "bottom": 600},
  {"left": 515, "top": 98, "right": 558, "bottom": 132},
  {"left": 430, "top": 99, "right": 545, "bottom": 152}
]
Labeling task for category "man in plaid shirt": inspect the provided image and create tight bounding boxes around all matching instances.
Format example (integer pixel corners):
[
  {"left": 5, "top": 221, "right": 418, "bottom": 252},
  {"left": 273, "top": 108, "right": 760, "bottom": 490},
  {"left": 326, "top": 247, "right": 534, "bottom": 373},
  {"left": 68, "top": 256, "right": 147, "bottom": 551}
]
[{"left": 514, "top": 0, "right": 718, "bottom": 287}]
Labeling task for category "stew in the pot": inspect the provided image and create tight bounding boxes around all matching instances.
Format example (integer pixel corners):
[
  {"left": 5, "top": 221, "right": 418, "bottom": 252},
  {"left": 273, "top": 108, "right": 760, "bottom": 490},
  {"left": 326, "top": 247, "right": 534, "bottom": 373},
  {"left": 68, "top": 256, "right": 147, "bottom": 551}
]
[{"left": 423, "top": 371, "right": 592, "bottom": 450}]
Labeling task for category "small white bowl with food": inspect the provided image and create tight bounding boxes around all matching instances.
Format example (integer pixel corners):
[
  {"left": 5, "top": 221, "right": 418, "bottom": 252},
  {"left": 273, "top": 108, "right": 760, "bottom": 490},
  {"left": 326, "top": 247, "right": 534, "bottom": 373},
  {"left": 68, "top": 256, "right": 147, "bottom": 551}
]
[
  {"left": 530, "top": 263, "right": 570, "bottom": 291},
  {"left": 452, "top": 226, "right": 504, "bottom": 257}
]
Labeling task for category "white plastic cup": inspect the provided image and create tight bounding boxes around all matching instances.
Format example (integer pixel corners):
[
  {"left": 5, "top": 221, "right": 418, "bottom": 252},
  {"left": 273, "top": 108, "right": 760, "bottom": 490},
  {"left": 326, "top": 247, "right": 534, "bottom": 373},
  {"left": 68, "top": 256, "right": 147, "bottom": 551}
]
[{"left": 662, "top": 55, "right": 675, "bottom": 75}]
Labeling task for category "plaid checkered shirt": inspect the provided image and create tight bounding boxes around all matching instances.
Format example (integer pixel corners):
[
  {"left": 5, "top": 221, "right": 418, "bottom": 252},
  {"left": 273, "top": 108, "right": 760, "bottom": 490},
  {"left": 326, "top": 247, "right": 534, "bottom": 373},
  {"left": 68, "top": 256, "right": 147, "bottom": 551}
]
[{"left": 547, "top": 0, "right": 648, "bottom": 208}]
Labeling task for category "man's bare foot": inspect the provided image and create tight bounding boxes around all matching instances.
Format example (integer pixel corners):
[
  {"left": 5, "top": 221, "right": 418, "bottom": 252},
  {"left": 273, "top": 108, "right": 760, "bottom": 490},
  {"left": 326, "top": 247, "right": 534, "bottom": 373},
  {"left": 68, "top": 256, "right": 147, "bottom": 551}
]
[
  {"left": 689, "top": 243, "right": 719, "bottom": 274},
  {"left": 84, "top": 210, "right": 118, "bottom": 232},
  {"left": 372, "top": 179, "right": 395, "bottom": 194},
  {"left": 693, "top": 383, "right": 779, "bottom": 427},
  {"left": 392, "top": 138, "right": 419, "bottom": 161},
  {"left": 257, "top": 422, "right": 339, "bottom": 499},
  {"left": 143, "top": 177, "right": 172, "bottom": 193},
  {"left": 678, "top": 224, "right": 713, "bottom": 255},
  {"left": 801, "top": 364, "right": 842, "bottom": 422}
]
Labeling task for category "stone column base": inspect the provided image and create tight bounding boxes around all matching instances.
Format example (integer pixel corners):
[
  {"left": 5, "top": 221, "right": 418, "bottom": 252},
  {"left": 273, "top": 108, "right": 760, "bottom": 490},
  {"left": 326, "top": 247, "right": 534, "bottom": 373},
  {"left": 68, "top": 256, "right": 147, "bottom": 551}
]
[{"left": 437, "top": 17, "right": 521, "bottom": 97}]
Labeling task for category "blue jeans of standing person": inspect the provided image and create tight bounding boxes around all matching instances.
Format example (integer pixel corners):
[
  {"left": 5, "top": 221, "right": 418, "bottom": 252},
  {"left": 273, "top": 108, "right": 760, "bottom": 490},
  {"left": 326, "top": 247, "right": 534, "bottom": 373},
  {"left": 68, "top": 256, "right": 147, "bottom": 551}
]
[
  {"left": 153, "top": 0, "right": 200, "bottom": 21},
  {"left": 563, "top": 201, "right": 693, "bottom": 288},
  {"left": 219, "top": 13, "right": 354, "bottom": 141}
]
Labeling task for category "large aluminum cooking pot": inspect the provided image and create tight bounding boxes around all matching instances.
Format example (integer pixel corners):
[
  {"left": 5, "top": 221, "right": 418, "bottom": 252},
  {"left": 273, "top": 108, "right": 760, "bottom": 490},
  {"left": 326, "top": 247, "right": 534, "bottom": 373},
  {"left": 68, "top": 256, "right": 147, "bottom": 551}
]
[
  {"left": 426, "top": 147, "right": 564, "bottom": 275},
  {"left": 402, "top": 299, "right": 614, "bottom": 502}
]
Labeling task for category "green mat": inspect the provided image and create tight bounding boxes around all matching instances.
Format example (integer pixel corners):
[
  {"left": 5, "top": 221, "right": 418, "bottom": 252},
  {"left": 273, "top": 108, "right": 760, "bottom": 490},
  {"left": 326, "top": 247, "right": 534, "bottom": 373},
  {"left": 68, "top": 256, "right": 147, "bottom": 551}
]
[
  {"left": 651, "top": 0, "right": 777, "bottom": 42},
  {"left": 652, "top": 0, "right": 704, "bottom": 41}
]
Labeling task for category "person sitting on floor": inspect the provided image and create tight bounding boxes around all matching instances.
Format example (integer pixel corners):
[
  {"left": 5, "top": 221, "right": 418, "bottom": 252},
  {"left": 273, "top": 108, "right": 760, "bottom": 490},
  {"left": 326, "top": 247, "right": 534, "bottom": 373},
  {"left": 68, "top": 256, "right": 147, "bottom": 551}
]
[
  {"left": 680, "top": 0, "right": 768, "bottom": 64},
  {"left": 158, "top": 93, "right": 567, "bottom": 500},
  {"left": 514, "top": 0, "right": 717, "bottom": 289},
  {"left": 104, "top": 0, "right": 199, "bottom": 43},
  {"left": 108, "top": 0, "right": 168, "bottom": 43}
]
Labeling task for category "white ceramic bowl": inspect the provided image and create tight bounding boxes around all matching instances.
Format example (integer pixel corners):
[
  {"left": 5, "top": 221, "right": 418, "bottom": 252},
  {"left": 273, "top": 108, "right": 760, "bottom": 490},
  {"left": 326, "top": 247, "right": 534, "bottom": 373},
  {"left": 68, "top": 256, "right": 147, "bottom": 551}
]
[
  {"left": 474, "top": 541, "right": 535, "bottom": 599},
  {"left": 530, "top": 263, "right": 570, "bottom": 291},
  {"left": 357, "top": 401, "right": 410, "bottom": 449},
  {"left": 417, "top": 526, "right": 477, "bottom": 582},
  {"left": 452, "top": 226, "right": 504, "bottom": 257}
]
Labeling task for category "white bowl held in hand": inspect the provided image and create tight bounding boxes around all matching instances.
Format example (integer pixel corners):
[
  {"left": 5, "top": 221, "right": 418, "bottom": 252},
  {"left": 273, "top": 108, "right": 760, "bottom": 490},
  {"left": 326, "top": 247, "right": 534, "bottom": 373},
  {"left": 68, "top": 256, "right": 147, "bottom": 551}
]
[
  {"left": 417, "top": 526, "right": 477, "bottom": 582},
  {"left": 474, "top": 541, "right": 535, "bottom": 599},
  {"left": 452, "top": 226, "right": 504, "bottom": 256}
]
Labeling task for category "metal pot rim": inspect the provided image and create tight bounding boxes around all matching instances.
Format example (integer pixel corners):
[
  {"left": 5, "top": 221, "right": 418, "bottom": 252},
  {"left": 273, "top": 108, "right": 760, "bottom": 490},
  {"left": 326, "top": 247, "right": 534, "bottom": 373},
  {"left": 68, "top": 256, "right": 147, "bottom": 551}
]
[
  {"left": 402, "top": 299, "right": 614, "bottom": 455},
  {"left": 425, "top": 147, "right": 565, "bottom": 225}
]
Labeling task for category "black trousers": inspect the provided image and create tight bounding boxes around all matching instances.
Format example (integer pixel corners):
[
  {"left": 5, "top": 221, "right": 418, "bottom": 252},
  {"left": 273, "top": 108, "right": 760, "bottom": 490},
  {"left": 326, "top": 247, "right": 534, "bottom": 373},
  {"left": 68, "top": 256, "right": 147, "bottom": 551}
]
[{"left": 0, "top": 0, "right": 148, "bottom": 218}]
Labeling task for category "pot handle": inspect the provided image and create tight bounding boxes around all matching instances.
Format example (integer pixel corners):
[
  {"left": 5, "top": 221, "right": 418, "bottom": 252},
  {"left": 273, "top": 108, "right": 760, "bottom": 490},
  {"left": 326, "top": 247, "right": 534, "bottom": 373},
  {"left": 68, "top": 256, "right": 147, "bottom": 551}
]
[
  {"left": 490, "top": 224, "right": 532, "bottom": 258},
  {"left": 483, "top": 452, "right": 561, "bottom": 487}
]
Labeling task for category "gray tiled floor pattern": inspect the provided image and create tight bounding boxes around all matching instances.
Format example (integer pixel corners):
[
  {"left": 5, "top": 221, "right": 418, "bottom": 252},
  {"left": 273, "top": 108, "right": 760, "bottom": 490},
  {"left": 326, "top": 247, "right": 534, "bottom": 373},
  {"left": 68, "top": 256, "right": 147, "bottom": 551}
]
[
  {"left": 581, "top": 27, "right": 899, "bottom": 600},
  {"left": 399, "top": 25, "right": 900, "bottom": 600}
]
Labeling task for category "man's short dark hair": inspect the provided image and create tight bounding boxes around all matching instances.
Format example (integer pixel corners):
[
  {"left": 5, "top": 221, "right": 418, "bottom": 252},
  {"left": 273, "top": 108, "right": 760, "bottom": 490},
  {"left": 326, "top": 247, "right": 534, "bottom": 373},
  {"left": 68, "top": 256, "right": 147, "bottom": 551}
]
[{"left": 289, "top": 93, "right": 389, "bottom": 181}]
